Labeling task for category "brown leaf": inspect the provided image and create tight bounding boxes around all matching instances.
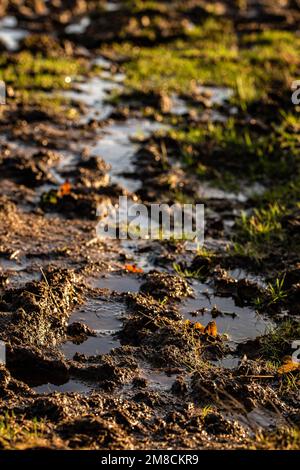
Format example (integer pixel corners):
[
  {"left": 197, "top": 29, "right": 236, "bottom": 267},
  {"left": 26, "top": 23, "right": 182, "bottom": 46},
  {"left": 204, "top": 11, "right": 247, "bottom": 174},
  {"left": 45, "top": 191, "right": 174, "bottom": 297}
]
[
  {"left": 204, "top": 320, "right": 217, "bottom": 337},
  {"left": 59, "top": 180, "right": 72, "bottom": 196},
  {"left": 124, "top": 264, "right": 143, "bottom": 273},
  {"left": 194, "top": 322, "right": 205, "bottom": 332},
  {"left": 278, "top": 357, "right": 300, "bottom": 375}
]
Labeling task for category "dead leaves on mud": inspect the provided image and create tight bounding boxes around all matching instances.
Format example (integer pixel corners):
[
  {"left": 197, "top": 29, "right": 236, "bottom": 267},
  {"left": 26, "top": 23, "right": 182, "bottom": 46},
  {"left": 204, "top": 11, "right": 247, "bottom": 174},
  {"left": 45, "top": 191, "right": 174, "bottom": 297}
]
[
  {"left": 58, "top": 180, "right": 72, "bottom": 197},
  {"left": 185, "top": 319, "right": 218, "bottom": 338},
  {"left": 124, "top": 264, "right": 143, "bottom": 274},
  {"left": 278, "top": 356, "right": 300, "bottom": 375}
]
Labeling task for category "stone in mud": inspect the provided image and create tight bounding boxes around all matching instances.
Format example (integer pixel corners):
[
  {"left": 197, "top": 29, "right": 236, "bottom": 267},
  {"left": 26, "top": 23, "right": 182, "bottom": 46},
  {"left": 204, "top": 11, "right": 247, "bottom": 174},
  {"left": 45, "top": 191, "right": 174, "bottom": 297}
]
[
  {"left": 132, "top": 376, "right": 148, "bottom": 388},
  {"left": 236, "top": 278, "right": 263, "bottom": 303},
  {"left": 236, "top": 338, "right": 262, "bottom": 359},
  {"left": 171, "top": 376, "right": 188, "bottom": 396},
  {"left": 140, "top": 271, "right": 193, "bottom": 301},
  {"left": 67, "top": 321, "right": 96, "bottom": 339},
  {"left": 190, "top": 254, "right": 216, "bottom": 278},
  {"left": 214, "top": 270, "right": 263, "bottom": 304},
  {"left": 214, "top": 269, "right": 237, "bottom": 296}
]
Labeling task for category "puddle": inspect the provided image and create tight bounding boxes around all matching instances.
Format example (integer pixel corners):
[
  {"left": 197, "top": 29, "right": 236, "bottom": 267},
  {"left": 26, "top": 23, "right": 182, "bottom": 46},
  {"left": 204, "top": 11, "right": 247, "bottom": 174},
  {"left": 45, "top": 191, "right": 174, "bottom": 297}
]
[
  {"left": 197, "top": 183, "right": 248, "bottom": 202},
  {"left": 0, "top": 16, "right": 18, "bottom": 28},
  {"left": 61, "top": 298, "right": 124, "bottom": 359},
  {"left": 120, "top": 240, "right": 157, "bottom": 273},
  {"left": 225, "top": 407, "right": 288, "bottom": 433},
  {"left": 4, "top": 270, "right": 40, "bottom": 288},
  {"left": 196, "top": 86, "right": 233, "bottom": 106},
  {"left": 91, "top": 119, "right": 166, "bottom": 192},
  {"left": 211, "top": 355, "right": 241, "bottom": 369},
  {"left": 88, "top": 274, "right": 143, "bottom": 293},
  {"left": 171, "top": 94, "right": 189, "bottom": 115},
  {"left": 120, "top": 364, "right": 179, "bottom": 397},
  {"left": 65, "top": 17, "right": 90, "bottom": 35},
  {"left": 141, "top": 368, "right": 177, "bottom": 392},
  {"left": 62, "top": 335, "right": 121, "bottom": 359},
  {"left": 246, "top": 408, "right": 287, "bottom": 429},
  {"left": 0, "top": 16, "right": 28, "bottom": 51},
  {"left": 0, "top": 257, "right": 28, "bottom": 272},
  {"left": 34, "top": 379, "right": 93, "bottom": 395},
  {"left": 181, "top": 280, "right": 273, "bottom": 344},
  {"left": 64, "top": 76, "right": 119, "bottom": 122},
  {"left": 229, "top": 268, "right": 267, "bottom": 288},
  {"left": 62, "top": 58, "right": 166, "bottom": 193},
  {"left": 32, "top": 298, "right": 126, "bottom": 393},
  {"left": 197, "top": 181, "right": 265, "bottom": 203},
  {"left": 93, "top": 56, "right": 112, "bottom": 70}
]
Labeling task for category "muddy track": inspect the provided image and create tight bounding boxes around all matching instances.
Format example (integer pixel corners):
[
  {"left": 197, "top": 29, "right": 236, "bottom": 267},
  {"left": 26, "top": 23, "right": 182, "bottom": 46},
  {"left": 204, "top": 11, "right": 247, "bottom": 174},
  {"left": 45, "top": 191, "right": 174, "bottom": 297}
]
[{"left": 0, "top": 0, "right": 299, "bottom": 451}]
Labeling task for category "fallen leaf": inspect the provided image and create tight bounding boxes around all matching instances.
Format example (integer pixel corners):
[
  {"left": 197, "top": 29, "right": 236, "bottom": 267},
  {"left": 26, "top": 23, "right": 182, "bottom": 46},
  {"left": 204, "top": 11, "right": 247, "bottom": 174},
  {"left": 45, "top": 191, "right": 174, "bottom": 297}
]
[
  {"left": 124, "top": 264, "right": 143, "bottom": 273},
  {"left": 204, "top": 320, "right": 218, "bottom": 337},
  {"left": 194, "top": 322, "right": 205, "bottom": 332},
  {"left": 59, "top": 180, "right": 72, "bottom": 196},
  {"left": 278, "top": 357, "right": 300, "bottom": 375}
]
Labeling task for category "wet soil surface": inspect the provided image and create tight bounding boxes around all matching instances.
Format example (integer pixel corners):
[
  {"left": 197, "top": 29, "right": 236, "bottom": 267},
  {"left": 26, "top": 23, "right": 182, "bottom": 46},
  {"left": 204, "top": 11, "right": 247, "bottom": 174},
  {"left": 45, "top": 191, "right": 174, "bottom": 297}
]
[{"left": 0, "top": 0, "right": 299, "bottom": 450}]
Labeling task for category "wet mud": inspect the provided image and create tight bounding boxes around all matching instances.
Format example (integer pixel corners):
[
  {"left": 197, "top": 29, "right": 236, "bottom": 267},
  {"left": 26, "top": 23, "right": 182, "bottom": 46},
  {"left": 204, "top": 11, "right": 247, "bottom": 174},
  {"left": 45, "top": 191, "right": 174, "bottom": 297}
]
[{"left": 0, "top": 0, "right": 299, "bottom": 450}]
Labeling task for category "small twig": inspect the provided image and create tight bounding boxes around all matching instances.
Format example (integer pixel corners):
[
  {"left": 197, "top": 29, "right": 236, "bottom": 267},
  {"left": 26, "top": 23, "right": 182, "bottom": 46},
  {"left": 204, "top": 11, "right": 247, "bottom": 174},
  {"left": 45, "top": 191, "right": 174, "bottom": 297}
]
[
  {"left": 40, "top": 267, "right": 62, "bottom": 315},
  {"left": 10, "top": 250, "right": 20, "bottom": 260},
  {"left": 86, "top": 237, "right": 99, "bottom": 247},
  {"left": 239, "top": 375, "right": 275, "bottom": 379}
]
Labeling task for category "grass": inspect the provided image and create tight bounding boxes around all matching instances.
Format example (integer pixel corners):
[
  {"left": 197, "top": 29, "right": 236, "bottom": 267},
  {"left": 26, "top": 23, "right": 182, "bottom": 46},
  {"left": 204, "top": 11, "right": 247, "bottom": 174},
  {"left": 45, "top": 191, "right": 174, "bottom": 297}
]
[
  {"left": 239, "top": 204, "right": 284, "bottom": 244},
  {"left": 0, "top": 52, "right": 86, "bottom": 91},
  {"left": 104, "top": 12, "right": 300, "bottom": 106},
  {"left": 0, "top": 412, "right": 50, "bottom": 450},
  {"left": 253, "top": 426, "right": 300, "bottom": 450},
  {"left": 260, "top": 320, "right": 300, "bottom": 363},
  {"left": 233, "top": 202, "right": 287, "bottom": 262},
  {"left": 167, "top": 115, "right": 299, "bottom": 182},
  {"left": 233, "top": 172, "right": 300, "bottom": 262},
  {"left": 201, "top": 405, "right": 214, "bottom": 419},
  {"left": 0, "top": 51, "right": 90, "bottom": 119},
  {"left": 255, "top": 275, "right": 288, "bottom": 309},
  {"left": 173, "top": 262, "right": 205, "bottom": 280},
  {"left": 266, "top": 275, "right": 287, "bottom": 305}
]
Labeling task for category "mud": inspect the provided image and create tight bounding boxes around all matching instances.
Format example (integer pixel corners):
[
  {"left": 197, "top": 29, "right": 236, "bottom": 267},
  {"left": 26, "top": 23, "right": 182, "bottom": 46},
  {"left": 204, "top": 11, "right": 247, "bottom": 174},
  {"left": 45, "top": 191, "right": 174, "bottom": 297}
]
[{"left": 0, "top": 0, "right": 299, "bottom": 451}]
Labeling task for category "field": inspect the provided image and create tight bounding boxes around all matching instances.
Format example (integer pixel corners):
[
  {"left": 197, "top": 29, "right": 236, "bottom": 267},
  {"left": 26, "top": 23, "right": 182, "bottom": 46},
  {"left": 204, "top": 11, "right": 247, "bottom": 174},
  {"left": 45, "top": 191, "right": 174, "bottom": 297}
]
[{"left": 0, "top": 0, "right": 299, "bottom": 450}]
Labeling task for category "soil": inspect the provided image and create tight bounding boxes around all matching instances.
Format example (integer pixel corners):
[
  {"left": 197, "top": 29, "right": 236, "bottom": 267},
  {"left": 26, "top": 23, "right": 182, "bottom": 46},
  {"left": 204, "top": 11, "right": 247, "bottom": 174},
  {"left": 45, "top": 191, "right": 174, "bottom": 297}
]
[{"left": 0, "top": 0, "right": 299, "bottom": 450}]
